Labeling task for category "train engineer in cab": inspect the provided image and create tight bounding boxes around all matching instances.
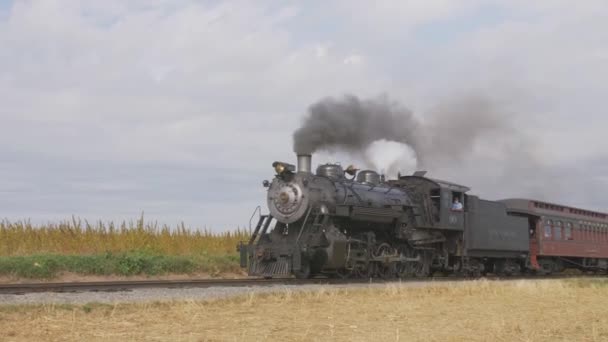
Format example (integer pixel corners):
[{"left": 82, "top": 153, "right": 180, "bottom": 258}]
[{"left": 452, "top": 197, "right": 463, "bottom": 211}]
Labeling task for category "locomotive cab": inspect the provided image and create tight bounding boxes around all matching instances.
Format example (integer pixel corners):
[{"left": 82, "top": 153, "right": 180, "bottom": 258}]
[{"left": 392, "top": 172, "right": 470, "bottom": 231}]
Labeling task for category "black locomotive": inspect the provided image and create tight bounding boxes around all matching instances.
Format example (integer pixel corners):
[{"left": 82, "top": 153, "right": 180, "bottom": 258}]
[{"left": 238, "top": 154, "right": 607, "bottom": 278}]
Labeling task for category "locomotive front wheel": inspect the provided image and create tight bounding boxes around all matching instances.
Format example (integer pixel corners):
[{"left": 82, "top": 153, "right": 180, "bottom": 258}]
[{"left": 294, "top": 260, "right": 311, "bottom": 279}]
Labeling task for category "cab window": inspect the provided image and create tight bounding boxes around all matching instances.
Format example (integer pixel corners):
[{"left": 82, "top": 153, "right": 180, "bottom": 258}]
[
  {"left": 451, "top": 192, "right": 464, "bottom": 211},
  {"left": 430, "top": 189, "right": 441, "bottom": 221}
]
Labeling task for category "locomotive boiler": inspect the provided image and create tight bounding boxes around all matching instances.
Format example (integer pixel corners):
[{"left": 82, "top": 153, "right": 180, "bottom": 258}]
[{"left": 239, "top": 154, "right": 453, "bottom": 279}]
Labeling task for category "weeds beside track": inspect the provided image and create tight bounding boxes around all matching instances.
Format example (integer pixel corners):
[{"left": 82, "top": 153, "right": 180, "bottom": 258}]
[{"left": 0, "top": 217, "right": 248, "bottom": 279}]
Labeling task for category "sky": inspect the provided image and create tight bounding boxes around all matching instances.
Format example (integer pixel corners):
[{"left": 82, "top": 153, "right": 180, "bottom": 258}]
[{"left": 1, "top": 0, "right": 607, "bottom": 230}]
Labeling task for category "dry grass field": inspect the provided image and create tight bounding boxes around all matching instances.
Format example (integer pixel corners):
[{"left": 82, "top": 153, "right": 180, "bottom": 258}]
[{"left": 1, "top": 279, "right": 607, "bottom": 341}]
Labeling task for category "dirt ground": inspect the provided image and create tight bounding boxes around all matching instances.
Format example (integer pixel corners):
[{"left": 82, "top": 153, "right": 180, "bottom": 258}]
[{"left": 1, "top": 279, "right": 607, "bottom": 342}]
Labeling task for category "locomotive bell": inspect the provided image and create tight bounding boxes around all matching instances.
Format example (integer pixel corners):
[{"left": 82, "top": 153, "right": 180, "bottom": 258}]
[{"left": 345, "top": 165, "right": 358, "bottom": 176}]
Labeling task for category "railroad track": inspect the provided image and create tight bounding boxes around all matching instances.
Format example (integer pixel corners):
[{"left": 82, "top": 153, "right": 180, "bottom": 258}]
[
  {"left": 0, "top": 274, "right": 603, "bottom": 295},
  {"left": 0, "top": 278, "right": 311, "bottom": 295},
  {"left": 0, "top": 276, "right": 451, "bottom": 295}
]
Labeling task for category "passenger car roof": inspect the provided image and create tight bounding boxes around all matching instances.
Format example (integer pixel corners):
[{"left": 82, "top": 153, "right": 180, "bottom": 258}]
[{"left": 499, "top": 198, "right": 608, "bottom": 221}]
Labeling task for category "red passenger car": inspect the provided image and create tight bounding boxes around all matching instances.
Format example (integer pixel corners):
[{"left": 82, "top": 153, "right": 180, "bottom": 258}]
[{"left": 501, "top": 199, "right": 608, "bottom": 273}]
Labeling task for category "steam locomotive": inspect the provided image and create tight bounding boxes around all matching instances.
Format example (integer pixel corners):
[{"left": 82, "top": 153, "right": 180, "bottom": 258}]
[{"left": 238, "top": 154, "right": 608, "bottom": 278}]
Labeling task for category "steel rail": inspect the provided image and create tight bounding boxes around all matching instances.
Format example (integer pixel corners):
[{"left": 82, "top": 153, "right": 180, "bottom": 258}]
[
  {"left": 0, "top": 278, "right": 305, "bottom": 295},
  {"left": 0, "top": 274, "right": 604, "bottom": 295}
]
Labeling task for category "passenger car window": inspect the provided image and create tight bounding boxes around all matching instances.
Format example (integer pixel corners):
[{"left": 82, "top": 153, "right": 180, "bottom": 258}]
[
  {"left": 565, "top": 223, "right": 572, "bottom": 240},
  {"left": 544, "top": 220, "right": 552, "bottom": 239},
  {"left": 554, "top": 227, "right": 562, "bottom": 240}
]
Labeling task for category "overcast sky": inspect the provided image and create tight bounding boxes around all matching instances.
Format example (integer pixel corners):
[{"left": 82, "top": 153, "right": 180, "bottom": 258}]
[{"left": 1, "top": 1, "right": 607, "bottom": 230}]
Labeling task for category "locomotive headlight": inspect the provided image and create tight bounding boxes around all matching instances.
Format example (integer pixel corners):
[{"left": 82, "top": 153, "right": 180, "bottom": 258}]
[{"left": 272, "top": 161, "right": 295, "bottom": 175}]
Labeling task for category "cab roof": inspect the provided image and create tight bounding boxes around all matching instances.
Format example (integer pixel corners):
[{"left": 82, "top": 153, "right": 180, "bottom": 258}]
[{"left": 399, "top": 174, "right": 471, "bottom": 193}]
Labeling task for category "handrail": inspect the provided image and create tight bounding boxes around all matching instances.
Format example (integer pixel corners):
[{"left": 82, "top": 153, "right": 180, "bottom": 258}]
[
  {"left": 296, "top": 207, "right": 313, "bottom": 244},
  {"left": 248, "top": 205, "right": 262, "bottom": 232}
]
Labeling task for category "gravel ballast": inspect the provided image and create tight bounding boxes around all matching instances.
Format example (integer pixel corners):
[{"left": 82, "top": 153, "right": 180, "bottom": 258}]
[
  {"left": 0, "top": 278, "right": 567, "bottom": 306},
  {"left": 0, "top": 281, "right": 431, "bottom": 305}
]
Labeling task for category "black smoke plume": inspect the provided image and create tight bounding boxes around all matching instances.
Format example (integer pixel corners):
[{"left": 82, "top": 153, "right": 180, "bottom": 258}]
[
  {"left": 293, "top": 94, "right": 514, "bottom": 169},
  {"left": 293, "top": 95, "right": 420, "bottom": 157},
  {"left": 292, "top": 94, "right": 596, "bottom": 208}
]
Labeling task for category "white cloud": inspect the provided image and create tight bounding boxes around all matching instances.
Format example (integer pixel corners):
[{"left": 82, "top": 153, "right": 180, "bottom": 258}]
[
  {"left": 343, "top": 54, "right": 363, "bottom": 65},
  {"left": 314, "top": 44, "right": 329, "bottom": 58},
  {"left": 331, "top": 0, "right": 472, "bottom": 37},
  {"left": 1, "top": 0, "right": 607, "bottom": 226}
]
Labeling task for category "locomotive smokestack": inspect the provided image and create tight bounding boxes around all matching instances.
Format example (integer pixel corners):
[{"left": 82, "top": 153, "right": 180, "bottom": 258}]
[{"left": 297, "top": 154, "right": 312, "bottom": 173}]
